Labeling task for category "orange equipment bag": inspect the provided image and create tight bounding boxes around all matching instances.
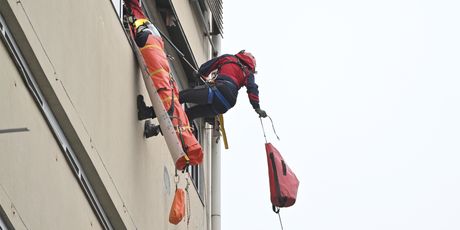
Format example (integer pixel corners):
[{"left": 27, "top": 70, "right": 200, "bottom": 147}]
[
  {"left": 169, "top": 188, "right": 186, "bottom": 225},
  {"left": 138, "top": 24, "right": 203, "bottom": 170}
]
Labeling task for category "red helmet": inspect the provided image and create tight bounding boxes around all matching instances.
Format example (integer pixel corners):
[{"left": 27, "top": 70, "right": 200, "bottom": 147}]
[{"left": 235, "top": 50, "right": 256, "bottom": 72}]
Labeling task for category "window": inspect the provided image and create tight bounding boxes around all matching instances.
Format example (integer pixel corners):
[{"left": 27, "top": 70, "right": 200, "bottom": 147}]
[
  {"left": 187, "top": 163, "right": 205, "bottom": 200},
  {"left": 206, "top": 0, "right": 223, "bottom": 35},
  {"left": 0, "top": 216, "right": 7, "bottom": 230},
  {"left": 111, "top": 0, "right": 123, "bottom": 18},
  {"left": 0, "top": 198, "right": 11, "bottom": 230}
]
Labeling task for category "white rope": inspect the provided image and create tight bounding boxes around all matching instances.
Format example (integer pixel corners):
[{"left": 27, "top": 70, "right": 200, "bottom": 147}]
[{"left": 277, "top": 212, "right": 284, "bottom": 230}]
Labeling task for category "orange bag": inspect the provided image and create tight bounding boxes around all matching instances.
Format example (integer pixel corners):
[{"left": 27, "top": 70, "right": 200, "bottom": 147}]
[
  {"left": 169, "top": 188, "right": 186, "bottom": 225},
  {"left": 140, "top": 29, "right": 203, "bottom": 171}
]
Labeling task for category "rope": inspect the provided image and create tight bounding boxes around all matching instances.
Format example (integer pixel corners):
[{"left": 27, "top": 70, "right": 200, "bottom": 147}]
[
  {"left": 277, "top": 211, "right": 284, "bottom": 230},
  {"left": 260, "top": 116, "right": 280, "bottom": 143},
  {"left": 174, "top": 169, "right": 179, "bottom": 190},
  {"left": 156, "top": 29, "right": 199, "bottom": 72},
  {"left": 259, "top": 117, "right": 268, "bottom": 143},
  {"left": 156, "top": 27, "right": 211, "bottom": 87},
  {"left": 185, "top": 175, "right": 191, "bottom": 226},
  {"left": 268, "top": 116, "right": 280, "bottom": 141}
]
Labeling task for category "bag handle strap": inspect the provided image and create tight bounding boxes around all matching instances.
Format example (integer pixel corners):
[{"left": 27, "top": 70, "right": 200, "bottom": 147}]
[
  {"left": 259, "top": 116, "right": 280, "bottom": 143},
  {"left": 273, "top": 205, "right": 284, "bottom": 230}
]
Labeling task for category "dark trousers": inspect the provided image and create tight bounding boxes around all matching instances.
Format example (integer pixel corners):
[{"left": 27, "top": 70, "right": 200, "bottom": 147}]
[{"left": 179, "top": 81, "right": 238, "bottom": 121}]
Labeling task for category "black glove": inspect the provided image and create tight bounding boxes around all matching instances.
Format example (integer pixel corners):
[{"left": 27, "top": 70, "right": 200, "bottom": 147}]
[{"left": 255, "top": 108, "right": 267, "bottom": 118}]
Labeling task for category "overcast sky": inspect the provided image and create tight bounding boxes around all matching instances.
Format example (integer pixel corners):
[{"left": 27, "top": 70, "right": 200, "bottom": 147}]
[{"left": 219, "top": 1, "right": 460, "bottom": 229}]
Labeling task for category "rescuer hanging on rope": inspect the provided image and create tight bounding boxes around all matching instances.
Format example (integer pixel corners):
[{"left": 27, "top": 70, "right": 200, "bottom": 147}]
[
  {"left": 138, "top": 50, "right": 268, "bottom": 124},
  {"left": 182, "top": 50, "right": 267, "bottom": 121}
]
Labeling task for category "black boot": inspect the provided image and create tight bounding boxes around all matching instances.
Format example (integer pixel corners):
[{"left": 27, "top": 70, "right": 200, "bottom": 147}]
[
  {"left": 144, "top": 120, "right": 161, "bottom": 138},
  {"left": 137, "top": 95, "right": 156, "bottom": 120}
]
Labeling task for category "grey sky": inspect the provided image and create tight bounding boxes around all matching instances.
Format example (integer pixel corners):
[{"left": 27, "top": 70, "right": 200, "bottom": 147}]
[{"left": 220, "top": 1, "right": 460, "bottom": 229}]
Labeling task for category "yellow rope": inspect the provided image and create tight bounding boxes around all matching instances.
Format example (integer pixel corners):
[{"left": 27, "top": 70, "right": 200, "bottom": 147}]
[{"left": 219, "top": 114, "right": 229, "bottom": 149}]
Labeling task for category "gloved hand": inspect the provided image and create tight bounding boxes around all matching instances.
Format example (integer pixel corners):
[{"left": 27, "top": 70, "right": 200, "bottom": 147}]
[{"left": 255, "top": 108, "right": 267, "bottom": 118}]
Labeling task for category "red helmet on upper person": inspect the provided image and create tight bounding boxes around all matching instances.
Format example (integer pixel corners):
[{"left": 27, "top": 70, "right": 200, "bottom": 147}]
[{"left": 235, "top": 50, "right": 256, "bottom": 72}]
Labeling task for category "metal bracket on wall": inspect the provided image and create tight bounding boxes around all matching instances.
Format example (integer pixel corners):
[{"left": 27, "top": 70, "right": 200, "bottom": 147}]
[{"left": 0, "top": 128, "right": 29, "bottom": 134}]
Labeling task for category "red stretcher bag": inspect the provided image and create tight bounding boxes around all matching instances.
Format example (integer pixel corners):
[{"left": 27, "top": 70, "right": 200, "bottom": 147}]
[{"left": 266, "top": 143, "right": 299, "bottom": 208}]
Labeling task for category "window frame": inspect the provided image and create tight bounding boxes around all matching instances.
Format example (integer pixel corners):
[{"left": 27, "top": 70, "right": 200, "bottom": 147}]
[{"left": 110, "top": 0, "right": 123, "bottom": 19}]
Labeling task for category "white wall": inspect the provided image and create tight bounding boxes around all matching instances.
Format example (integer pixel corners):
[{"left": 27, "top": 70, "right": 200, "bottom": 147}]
[{"left": 0, "top": 0, "right": 208, "bottom": 229}]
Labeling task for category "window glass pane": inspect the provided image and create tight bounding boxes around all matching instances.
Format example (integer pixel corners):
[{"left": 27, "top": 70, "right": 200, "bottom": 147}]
[
  {"left": 111, "top": 0, "right": 122, "bottom": 17},
  {"left": 0, "top": 216, "right": 7, "bottom": 230}
]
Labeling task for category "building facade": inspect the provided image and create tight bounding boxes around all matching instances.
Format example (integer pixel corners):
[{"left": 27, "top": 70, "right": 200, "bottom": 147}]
[{"left": 0, "top": 0, "right": 223, "bottom": 229}]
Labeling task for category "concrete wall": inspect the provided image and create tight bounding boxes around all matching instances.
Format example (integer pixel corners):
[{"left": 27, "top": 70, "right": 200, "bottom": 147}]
[
  {"left": 0, "top": 0, "right": 209, "bottom": 229},
  {"left": 0, "top": 31, "right": 102, "bottom": 230}
]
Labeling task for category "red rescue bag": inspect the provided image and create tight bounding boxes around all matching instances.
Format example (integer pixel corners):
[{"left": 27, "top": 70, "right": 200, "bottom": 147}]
[{"left": 266, "top": 143, "right": 299, "bottom": 208}]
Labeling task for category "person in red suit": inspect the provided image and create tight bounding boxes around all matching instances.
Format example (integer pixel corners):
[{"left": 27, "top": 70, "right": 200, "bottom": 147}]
[{"left": 180, "top": 50, "right": 267, "bottom": 121}]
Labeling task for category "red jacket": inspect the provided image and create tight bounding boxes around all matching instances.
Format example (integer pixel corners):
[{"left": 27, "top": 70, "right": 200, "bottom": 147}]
[{"left": 197, "top": 54, "right": 260, "bottom": 109}]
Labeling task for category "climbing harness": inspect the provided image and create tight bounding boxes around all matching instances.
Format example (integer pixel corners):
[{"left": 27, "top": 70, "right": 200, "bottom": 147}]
[
  {"left": 207, "top": 86, "right": 232, "bottom": 111},
  {"left": 216, "top": 57, "right": 252, "bottom": 77}
]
